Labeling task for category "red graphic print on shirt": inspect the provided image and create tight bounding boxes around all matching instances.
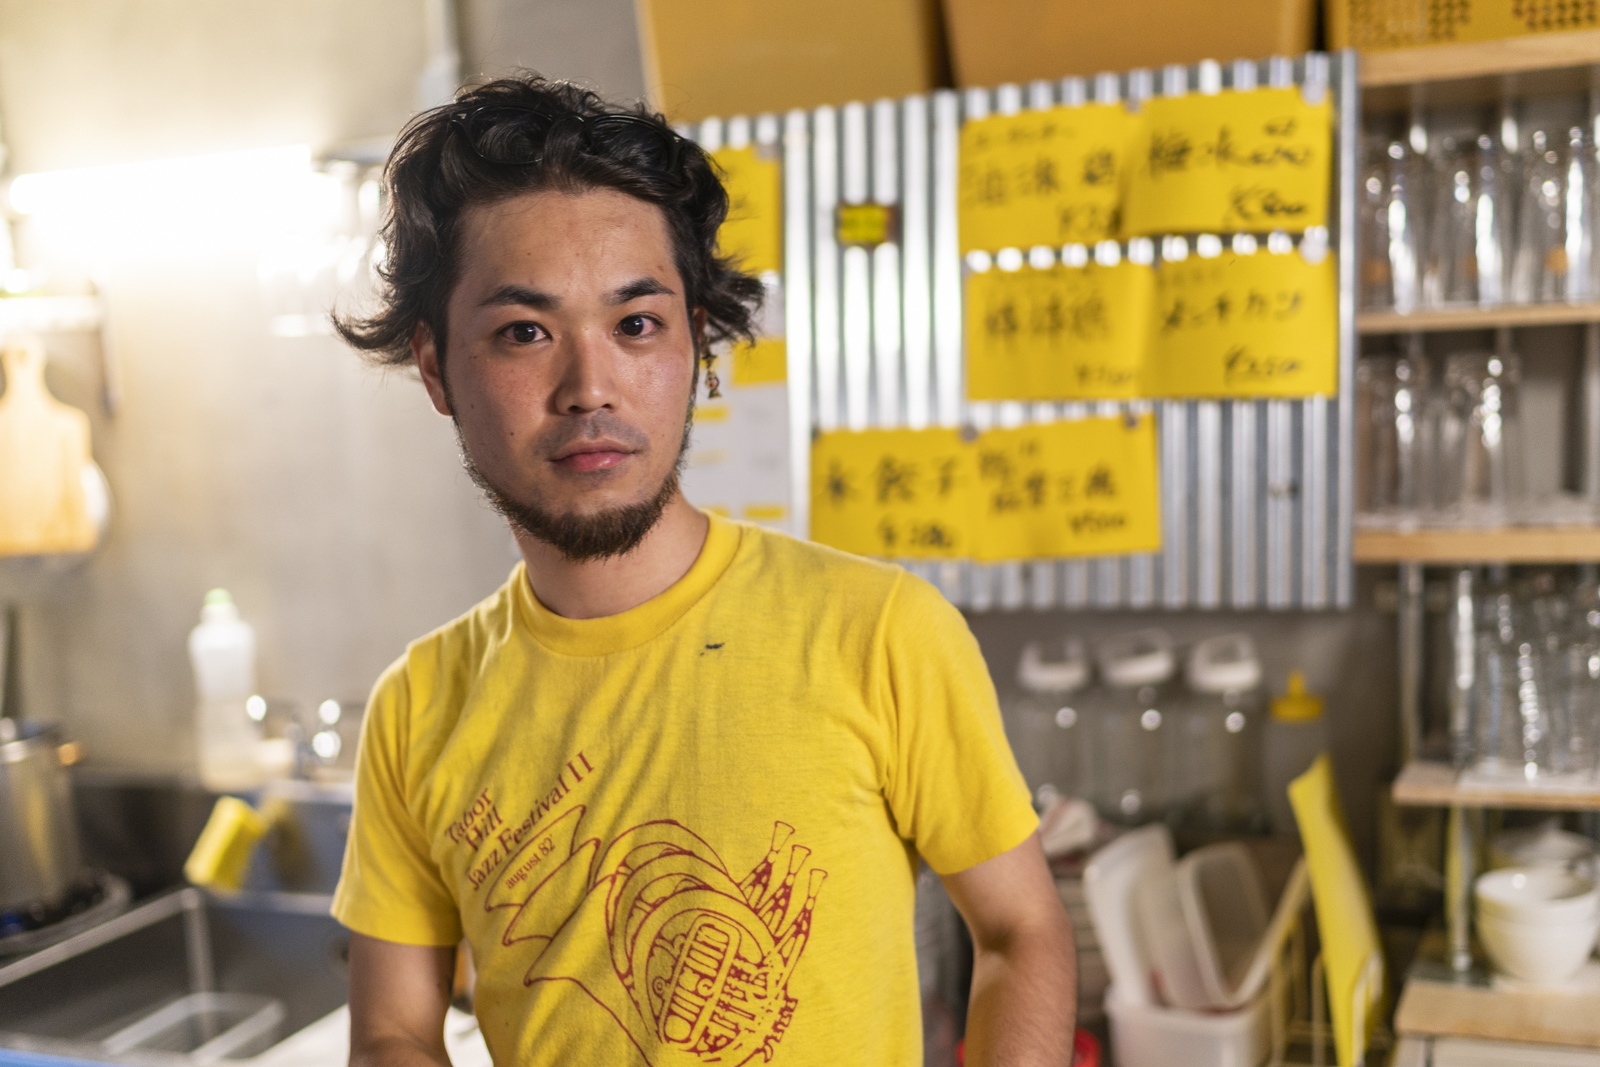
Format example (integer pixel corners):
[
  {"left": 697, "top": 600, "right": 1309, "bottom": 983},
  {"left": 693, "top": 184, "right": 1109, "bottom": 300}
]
[{"left": 484, "top": 809, "right": 827, "bottom": 1066}]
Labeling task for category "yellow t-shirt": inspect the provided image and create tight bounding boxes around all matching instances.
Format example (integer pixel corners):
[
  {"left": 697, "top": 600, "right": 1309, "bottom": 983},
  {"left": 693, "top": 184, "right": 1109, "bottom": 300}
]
[{"left": 332, "top": 514, "right": 1036, "bottom": 1066}]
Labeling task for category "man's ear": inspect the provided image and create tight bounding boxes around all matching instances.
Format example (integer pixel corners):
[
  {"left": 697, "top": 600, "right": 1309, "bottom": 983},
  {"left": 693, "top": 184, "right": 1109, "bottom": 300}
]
[{"left": 413, "top": 323, "right": 453, "bottom": 417}]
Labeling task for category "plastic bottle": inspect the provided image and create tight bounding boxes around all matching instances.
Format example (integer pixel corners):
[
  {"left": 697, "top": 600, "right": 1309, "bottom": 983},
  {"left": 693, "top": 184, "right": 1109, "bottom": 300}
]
[
  {"left": 1183, "top": 634, "right": 1267, "bottom": 833},
  {"left": 1011, "top": 637, "right": 1092, "bottom": 802},
  {"left": 188, "top": 588, "right": 263, "bottom": 792},
  {"left": 1264, "top": 671, "right": 1326, "bottom": 836},
  {"left": 1094, "top": 628, "right": 1178, "bottom": 826}
]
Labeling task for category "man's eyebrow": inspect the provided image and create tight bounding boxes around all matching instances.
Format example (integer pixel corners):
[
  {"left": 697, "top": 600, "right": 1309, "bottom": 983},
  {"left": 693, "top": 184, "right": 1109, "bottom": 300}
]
[
  {"left": 479, "top": 285, "right": 558, "bottom": 310},
  {"left": 607, "top": 277, "right": 675, "bottom": 304}
]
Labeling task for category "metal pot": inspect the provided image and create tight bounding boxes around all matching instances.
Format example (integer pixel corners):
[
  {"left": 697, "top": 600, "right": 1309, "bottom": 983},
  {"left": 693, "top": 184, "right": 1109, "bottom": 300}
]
[{"left": 0, "top": 720, "right": 84, "bottom": 912}]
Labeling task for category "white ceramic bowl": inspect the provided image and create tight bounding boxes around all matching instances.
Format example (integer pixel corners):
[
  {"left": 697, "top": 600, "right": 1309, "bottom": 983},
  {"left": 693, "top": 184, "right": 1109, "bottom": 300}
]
[
  {"left": 1476, "top": 867, "right": 1600, "bottom": 926},
  {"left": 1478, "top": 911, "right": 1598, "bottom": 985},
  {"left": 1490, "top": 825, "right": 1597, "bottom": 877}
]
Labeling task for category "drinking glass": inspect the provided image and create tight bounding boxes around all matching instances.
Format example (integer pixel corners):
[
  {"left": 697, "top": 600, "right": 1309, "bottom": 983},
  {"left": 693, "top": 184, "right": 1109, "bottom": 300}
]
[
  {"left": 1552, "top": 638, "right": 1600, "bottom": 775},
  {"left": 1439, "top": 352, "right": 1524, "bottom": 524},
  {"left": 1425, "top": 133, "right": 1510, "bottom": 306},
  {"left": 1361, "top": 135, "right": 1426, "bottom": 312},
  {"left": 1511, "top": 125, "right": 1596, "bottom": 303},
  {"left": 1355, "top": 353, "right": 1434, "bottom": 521},
  {"left": 1471, "top": 578, "right": 1562, "bottom": 779}
]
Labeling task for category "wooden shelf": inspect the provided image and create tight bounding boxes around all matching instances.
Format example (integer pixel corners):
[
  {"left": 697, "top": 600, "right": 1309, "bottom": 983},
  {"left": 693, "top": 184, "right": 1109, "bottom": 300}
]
[
  {"left": 1361, "top": 29, "right": 1600, "bottom": 87},
  {"left": 1358, "top": 303, "right": 1600, "bottom": 334},
  {"left": 1354, "top": 526, "right": 1600, "bottom": 564},
  {"left": 1396, "top": 970, "right": 1600, "bottom": 1047},
  {"left": 1393, "top": 759, "right": 1600, "bottom": 810}
]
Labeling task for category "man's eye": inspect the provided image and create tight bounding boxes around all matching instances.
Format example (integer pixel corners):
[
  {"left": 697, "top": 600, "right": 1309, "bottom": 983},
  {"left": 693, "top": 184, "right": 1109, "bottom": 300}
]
[
  {"left": 618, "top": 315, "right": 655, "bottom": 338},
  {"left": 504, "top": 322, "right": 543, "bottom": 344}
]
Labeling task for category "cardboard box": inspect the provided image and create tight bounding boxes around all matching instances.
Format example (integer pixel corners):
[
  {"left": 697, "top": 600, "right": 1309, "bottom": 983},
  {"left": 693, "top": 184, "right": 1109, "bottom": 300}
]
[
  {"left": 1328, "top": 0, "right": 1597, "bottom": 50},
  {"left": 637, "top": 0, "right": 949, "bottom": 122},
  {"left": 941, "top": 0, "right": 1314, "bottom": 87}
]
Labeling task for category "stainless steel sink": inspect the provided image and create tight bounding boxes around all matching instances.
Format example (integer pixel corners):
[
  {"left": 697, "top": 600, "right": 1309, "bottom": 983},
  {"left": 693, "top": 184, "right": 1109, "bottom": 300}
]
[{"left": 0, "top": 887, "right": 349, "bottom": 1064}]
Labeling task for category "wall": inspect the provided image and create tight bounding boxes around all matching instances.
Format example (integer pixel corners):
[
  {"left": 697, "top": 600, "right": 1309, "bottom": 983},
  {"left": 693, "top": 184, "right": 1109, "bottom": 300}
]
[
  {"left": 0, "top": 0, "right": 649, "bottom": 774},
  {"left": 459, "top": 0, "right": 647, "bottom": 98}
]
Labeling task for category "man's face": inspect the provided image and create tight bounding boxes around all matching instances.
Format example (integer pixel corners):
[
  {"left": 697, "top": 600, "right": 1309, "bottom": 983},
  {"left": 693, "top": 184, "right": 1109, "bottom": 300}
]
[{"left": 417, "top": 188, "right": 699, "bottom": 559}]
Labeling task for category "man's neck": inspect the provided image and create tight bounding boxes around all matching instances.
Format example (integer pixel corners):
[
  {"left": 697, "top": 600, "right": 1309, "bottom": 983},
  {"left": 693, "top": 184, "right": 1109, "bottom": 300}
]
[{"left": 514, "top": 493, "right": 710, "bottom": 620}]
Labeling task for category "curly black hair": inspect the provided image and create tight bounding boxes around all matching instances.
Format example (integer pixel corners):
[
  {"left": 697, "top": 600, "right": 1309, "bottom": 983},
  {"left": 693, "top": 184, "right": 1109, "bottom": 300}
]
[{"left": 333, "top": 74, "right": 763, "bottom": 371}]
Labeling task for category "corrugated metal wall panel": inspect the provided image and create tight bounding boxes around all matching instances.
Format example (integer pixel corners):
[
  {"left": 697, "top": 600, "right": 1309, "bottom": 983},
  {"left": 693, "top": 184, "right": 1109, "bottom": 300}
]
[{"left": 701, "top": 51, "right": 1357, "bottom": 610}]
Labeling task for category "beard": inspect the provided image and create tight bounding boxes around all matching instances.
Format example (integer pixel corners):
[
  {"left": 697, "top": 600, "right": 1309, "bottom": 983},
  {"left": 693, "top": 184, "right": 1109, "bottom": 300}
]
[{"left": 454, "top": 397, "right": 696, "bottom": 564}]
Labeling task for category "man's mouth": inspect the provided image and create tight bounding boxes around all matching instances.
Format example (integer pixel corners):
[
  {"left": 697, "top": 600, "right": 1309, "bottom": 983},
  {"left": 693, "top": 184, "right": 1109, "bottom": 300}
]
[{"left": 552, "top": 441, "right": 634, "bottom": 473}]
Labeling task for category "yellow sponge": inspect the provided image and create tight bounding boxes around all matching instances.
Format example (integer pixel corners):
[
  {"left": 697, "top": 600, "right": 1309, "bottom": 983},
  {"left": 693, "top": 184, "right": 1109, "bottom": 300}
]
[{"left": 184, "top": 795, "right": 269, "bottom": 892}]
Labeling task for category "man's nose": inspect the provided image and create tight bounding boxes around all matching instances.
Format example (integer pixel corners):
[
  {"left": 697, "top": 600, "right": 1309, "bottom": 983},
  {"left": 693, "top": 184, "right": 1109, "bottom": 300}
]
[{"left": 550, "top": 327, "right": 620, "bottom": 414}]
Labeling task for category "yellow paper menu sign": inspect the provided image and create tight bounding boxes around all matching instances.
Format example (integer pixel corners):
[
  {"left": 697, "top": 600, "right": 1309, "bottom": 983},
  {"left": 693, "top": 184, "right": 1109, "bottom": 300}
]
[
  {"left": 959, "top": 105, "right": 1135, "bottom": 251},
  {"left": 1147, "top": 250, "right": 1338, "bottom": 398},
  {"left": 732, "top": 337, "right": 787, "bottom": 385},
  {"left": 972, "top": 416, "right": 1162, "bottom": 561},
  {"left": 713, "top": 145, "right": 782, "bottom": 275},
  {"left": 965, "top": 261, "right": 1154, "bottom": 401},
  {"left": 810, "top": 427, "right": 974, "bottom": 559},
  {"left": 1123, "top": 89, "right": 1331, "bottom": 236}
]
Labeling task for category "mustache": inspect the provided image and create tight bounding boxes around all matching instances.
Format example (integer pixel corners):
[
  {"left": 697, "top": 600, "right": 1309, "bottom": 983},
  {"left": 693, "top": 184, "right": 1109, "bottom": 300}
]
[{"left": 534, "top": 412, "right": 652, "bottom": 459}]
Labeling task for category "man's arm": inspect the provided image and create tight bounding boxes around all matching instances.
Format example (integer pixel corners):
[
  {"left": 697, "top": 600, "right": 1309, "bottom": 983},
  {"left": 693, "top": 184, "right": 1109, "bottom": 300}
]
[
  {"left": 348, "top": 933, "right": 456, "bottom": 1067},
  {"left": 940, "top": 832, "right": 1076, "bottom": 1067}
]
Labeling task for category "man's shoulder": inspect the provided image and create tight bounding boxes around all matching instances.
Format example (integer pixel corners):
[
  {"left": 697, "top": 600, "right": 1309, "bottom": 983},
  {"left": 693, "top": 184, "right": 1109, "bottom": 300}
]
[
  {"left": 384, "top": 568, "right": 521, "bottom": 692},
  {"left": 731, "top": 520, "right": 908, "bottom": 594},
  {"left": 725, "top": 520, "right": 963, "bottom": 632}
]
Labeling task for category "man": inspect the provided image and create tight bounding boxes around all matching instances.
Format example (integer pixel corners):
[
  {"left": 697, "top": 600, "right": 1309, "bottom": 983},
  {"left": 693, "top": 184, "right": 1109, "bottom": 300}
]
[{"left": 331, "top": 74, "right": 1074, "bottom": 1066}]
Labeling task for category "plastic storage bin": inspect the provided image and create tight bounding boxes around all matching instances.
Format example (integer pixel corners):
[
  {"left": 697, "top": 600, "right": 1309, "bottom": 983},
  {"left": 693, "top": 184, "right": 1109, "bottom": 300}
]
[{"left": 1106, "top": 987, "right": 1269, "bottom": 1067}]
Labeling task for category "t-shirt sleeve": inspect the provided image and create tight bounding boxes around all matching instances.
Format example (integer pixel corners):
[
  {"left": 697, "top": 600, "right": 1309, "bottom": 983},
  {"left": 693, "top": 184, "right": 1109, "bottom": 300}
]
[
  {"left": 331, "top": 656, "right": 463, "bottom": 946},
  {"left": 878, "top": 572, "right": 1039, "bottom": 875}
]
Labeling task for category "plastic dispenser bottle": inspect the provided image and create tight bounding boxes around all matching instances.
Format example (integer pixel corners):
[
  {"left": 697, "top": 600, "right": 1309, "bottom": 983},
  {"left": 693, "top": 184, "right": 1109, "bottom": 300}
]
[
  {"left": 1094, "top": 628, "right": 1178, "bottom": 826},
  {"left": 1184, "top": 634, "right": 1268, "bottom": 833},
  {"left": 1013, "top": 637, "right": 1091, "bottom": 803},
  {"left": 1264, "top": 671, "right": 1326, "bottom": 835},
  {"left": 189, "top": 588, "right": 263, "bottom": 792}
]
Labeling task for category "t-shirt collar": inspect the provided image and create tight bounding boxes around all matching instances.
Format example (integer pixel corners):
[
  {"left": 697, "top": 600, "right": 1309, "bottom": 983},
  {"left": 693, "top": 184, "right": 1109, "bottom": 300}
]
[{"left": 511, "top": 511, "right": 742, "bottom": 657}]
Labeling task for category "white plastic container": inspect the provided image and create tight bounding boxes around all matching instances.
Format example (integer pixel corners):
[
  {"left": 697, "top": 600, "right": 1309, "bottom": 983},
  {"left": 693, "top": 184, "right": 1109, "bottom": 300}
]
[
  {"left": 188, "top": 588, "right": 263, "bottom": 793},
  {"left": 1012, "top": 637, "right": 1091, "bottom": 798},
  {"left": 1083, "top": 824, "right": 1176, "bottom": 1007},
  {"left": 1107, "top": 986, "right": 1269, "bottom": 1067},
  {"left": 1177, "top": 842, "right": 1271, "bottom": 1006},
  {"left": 1135, "top": 868, "right": 1212, "bottom": 1009},
  {"left": 1183, "top": 634, "right": 1266, "bottom": 832}
]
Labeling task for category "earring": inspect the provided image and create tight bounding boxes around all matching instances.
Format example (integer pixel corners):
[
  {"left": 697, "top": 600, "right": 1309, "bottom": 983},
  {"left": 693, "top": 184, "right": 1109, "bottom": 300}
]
[{"left": 703, "top": 351, "right": 722, "bottom": 399}]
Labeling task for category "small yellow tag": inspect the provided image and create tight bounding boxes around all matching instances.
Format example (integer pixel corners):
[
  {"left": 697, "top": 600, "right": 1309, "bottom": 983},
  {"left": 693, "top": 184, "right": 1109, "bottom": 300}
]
[
  {"left": 836, "top": 203, "right": 898, "bottom": 247},
  {"left": 713, "top": 146, "right": 783, "bottom": 275},
  {"left": 733, "top": 338, "right": 787, "bottom": 385},
  {"left": 694, "top": 404, "right": 731, "bottom": 423},
  {"left": 1145, "top": 249, "right": 1338, "bottom": 398},
  {"left": 959, "top": 104, "right": 1135, "bottom": 251},
  {"left": 965, "top": 261, "right": 1154, "bottom": 401},
  {"left": 743, "top": 503, "right": 788, "bottom": 521},
  {"left": 1123, "top": 89, "right": 1332, "bottom": 236}
]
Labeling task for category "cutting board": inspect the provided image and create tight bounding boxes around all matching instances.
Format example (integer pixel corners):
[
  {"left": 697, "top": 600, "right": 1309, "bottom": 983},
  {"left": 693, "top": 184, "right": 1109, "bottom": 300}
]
[
  {"left": 1290, "top": 754, "right": 1386, "bottom": 1066},
  {"left": 0, "top": 334, "right": 98, "bottom": 556}
]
